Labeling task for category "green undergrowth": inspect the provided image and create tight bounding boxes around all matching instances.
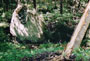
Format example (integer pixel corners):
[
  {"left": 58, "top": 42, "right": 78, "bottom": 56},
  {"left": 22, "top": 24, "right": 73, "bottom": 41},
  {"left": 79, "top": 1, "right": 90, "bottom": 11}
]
[
  {"left": 0, "top": 42, "right": 63, "bottom": 61},
  {"left": 73, "top": 48, "right": 90, "bottom": 61},
  {"left": 0, "top": 42, "right": 90, "bottom": 61}
]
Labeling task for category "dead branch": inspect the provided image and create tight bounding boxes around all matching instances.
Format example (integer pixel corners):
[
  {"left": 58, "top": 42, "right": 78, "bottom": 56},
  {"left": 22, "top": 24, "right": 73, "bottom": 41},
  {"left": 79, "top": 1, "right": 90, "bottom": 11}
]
[{"left": 0, "top": 22, "right": 9, "bottom": 27}]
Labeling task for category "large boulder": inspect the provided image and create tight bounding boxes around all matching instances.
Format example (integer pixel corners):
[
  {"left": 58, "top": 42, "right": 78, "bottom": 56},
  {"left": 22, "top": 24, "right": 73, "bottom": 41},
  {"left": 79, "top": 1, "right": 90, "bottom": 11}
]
[{"left": 10, "top": 4, "right": 44, "bottom": 42}]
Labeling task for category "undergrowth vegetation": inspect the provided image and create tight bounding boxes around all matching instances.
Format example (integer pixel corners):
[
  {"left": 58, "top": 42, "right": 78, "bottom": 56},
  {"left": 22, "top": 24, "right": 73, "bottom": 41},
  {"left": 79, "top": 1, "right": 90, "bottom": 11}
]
[
  {"left": 0, "top": 0, "right": 90, "bottom": 61},
  {"left": 73, "top": 48, "right": 90, "bottom": 61},
  {"left": 0, "top": 42, "right": 63, "bottom": 61}
]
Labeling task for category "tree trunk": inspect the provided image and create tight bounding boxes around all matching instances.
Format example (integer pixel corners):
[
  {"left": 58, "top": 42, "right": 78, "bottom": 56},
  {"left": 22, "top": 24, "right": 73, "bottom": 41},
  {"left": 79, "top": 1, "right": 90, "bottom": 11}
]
[
  {"left": 33, "top": 0, "right": 36, "bottom": 9},
  {"left": 88, "top": 0, "right": 90, "bottom": 2},
  {"left": 50, "top": 1, "right": 90, "bottom": 61},
  {"left": 62, "top": 1, "right": 90, "bottom": 59},
  {"left": 60, "top": 0, "right": 63, "bottom": 14}
]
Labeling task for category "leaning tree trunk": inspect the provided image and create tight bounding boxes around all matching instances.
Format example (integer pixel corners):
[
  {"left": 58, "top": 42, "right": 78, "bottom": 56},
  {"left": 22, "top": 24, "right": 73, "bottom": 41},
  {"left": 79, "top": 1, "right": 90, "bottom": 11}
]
[
  {"left": 50, "top": 1, "right": 90, "bottom": 61},
  {"left": 10, "top": 1, "right": 44, "bottom": 42},
  {"left": 61, "top": 1, "right": 90, "bottom": 59},
  {"left": 64, "top": 0, "right": 90, "bottom": 57}
]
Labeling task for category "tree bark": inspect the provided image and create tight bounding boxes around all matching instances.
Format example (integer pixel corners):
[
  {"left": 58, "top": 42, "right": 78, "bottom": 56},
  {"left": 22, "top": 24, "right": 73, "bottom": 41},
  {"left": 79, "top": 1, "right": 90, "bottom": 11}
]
[
  {"left": 50, "top": 1, "right": 90, "bottom": 61},
  {"left": 63, "top": 1, "right": 90, "bottom": 59}
]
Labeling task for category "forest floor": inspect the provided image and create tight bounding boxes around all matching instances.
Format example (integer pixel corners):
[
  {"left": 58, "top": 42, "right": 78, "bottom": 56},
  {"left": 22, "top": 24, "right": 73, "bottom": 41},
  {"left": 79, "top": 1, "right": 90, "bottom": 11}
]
[{"left": 0, "top": 42, "right": 90, "bottom": 61}]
